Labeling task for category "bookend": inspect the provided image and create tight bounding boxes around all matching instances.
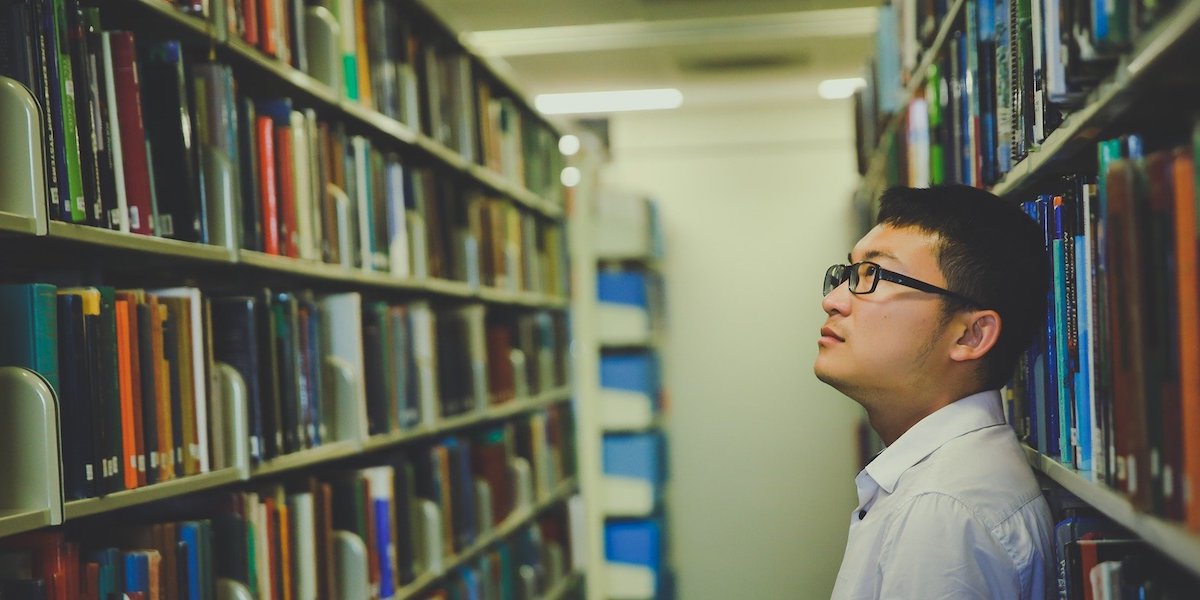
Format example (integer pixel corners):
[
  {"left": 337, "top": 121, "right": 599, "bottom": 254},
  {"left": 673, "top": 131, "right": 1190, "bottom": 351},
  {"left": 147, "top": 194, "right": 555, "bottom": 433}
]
[
  {"left": 323, "top": 355, "right": 369, "bottom": 442},
  {"left": 214, "top": 578, "right": 253, "bottom": 600},
  {"left": 212, "top": 362, "right": 251, "bottom": 474},
  {"left": 304, "top": 7, "right": 342, "bottom": 95},
  {"left": 0, "top": 366, "right": 63, "bottom": 535},
  {"left": 419, "top": 498, "right": 444, "bottom": 573},
  {"left": 200, "top": 145, "right": 239, "bottom": 251},
  {"left": 0, "top": 76, "right": 48, "bottom": 235},
  {"left": 509, "top": 457, "right": 533, "bottom": 511},
  {"left": 474, "top": 478, "right": 493, "bottom": 535},
  {"left": 333, "top": 529, "right": 370, "bottom": 599}
]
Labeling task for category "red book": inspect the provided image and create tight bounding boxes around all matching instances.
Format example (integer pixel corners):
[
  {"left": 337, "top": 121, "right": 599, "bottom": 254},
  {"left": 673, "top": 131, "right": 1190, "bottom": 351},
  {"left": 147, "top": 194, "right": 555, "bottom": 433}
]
[
  {"left": 274, "top": 125, "right": 299, "bottom": 258},
  {"left": 107, "top": 32, "right": 154, "bottom": 236},
  {"left": 256, "top": 116, "right": 280, "bottom": 255},
  {"left": 258, "top": 0, "right": 276, "bottom": 56},
  {"left": 242, "top": 0, "right": 259, "bottom": 45}
]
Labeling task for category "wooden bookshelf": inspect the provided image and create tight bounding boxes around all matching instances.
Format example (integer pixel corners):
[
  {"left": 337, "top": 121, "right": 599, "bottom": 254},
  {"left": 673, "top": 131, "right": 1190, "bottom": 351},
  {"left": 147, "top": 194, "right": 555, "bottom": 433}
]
[{"left": 1023, "top": 446, "right": 1200, "bottom": 578}]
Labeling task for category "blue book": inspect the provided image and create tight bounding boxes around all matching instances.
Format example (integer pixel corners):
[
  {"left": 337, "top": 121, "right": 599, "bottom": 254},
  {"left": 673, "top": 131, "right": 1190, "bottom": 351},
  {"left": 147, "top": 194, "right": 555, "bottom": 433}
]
[
  {"left": 1040, "top": 197, "right": 1060, "bottom": 458},
  {"left": 180, "top": 521, "right": 203, "bottom": 600},
  {"left": 123, "top": 551, "right": 149, "bottom": 596},
  {"left": 1053, "top": 197, "right": 1073, "bottom": 463},
  {"left": 1074, "top": 182, "right": 1095, "bottom": 472},
  {"left": 0, "top": 283, "right": 60, "bottom": 394}
]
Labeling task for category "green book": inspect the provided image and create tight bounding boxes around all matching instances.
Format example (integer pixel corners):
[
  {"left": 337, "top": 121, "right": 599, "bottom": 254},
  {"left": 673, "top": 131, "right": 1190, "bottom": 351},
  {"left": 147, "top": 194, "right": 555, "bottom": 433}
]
[
  {"left": 925, "top": 63, "right": 944, "bottom": 185},
  {"left": 0, "top": 283, "right": 60, "bottom": 394},
  {"left": 50, "top": 0, "right": 86, "bottom": 222}
]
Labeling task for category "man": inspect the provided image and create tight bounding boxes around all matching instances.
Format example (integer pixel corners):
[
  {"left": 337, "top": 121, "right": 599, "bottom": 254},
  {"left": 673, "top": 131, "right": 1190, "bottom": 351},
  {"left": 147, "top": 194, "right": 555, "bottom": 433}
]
[{"left": 815, "top": 185, "right": 1055, "bottom": 599}]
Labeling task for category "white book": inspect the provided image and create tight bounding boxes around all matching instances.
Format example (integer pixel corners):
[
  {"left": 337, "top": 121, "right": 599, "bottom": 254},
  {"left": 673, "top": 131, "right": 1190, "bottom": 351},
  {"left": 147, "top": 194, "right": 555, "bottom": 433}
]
[
  {"left": 386, "top": 159, "right": 411, "bottom": 279},
  {"left": 149, "top": 287, "right": 210, "bottom": 473},
  {"left": 409, "top": 301, "right": 439, "bottom": 425},
  {"left": 288, "top": 492, "right": 318, "bottom": 600},
  {"left": 100, "top": 34, "right": 130, "bottom": 233},
  {"left": 352, "top": 136, "right": 373, "bottom": 271},
  {"left": 318, "top": 292, "right": 369, "bottom": 441},
  {"left": 290, "top": 110, "right": 317, "bottom": 261}
]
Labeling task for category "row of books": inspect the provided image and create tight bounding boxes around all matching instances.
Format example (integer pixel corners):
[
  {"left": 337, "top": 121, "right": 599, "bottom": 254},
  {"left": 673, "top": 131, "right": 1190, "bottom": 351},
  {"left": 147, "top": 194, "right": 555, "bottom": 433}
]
[
  {"left": 1053, "top": 511, "right": 1199, "bottom": 598},
  {"left": 856, "top": 0, "right": 1184, "bottom": 187},
  {"left": 0, "top": 424, "right": 577, "bottom": 599},
  {"left": 0, "top": 281, "right": 570, "bottom": 500},
  {"left": 0, "top": 14, "right": 570, "bottom": 296},
  {"left": 1005, "top": 121, "right": 1200, "bottom": 529},
  {"left": 207, "top": 0, "right": 562, "bottom": 198}
]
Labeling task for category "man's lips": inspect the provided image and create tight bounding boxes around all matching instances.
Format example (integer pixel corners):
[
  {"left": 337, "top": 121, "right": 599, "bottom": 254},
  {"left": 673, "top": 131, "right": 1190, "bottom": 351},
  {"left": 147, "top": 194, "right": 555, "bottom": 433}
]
[{"left": 820, "top": 326, "right": 844, "bottom": 342}]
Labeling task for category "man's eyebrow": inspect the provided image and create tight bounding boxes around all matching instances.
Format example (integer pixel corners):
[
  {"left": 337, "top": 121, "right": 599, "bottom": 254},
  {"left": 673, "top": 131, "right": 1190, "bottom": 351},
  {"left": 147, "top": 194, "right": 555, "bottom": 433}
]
[{"left": 849, "top": 249, "right": 897, "bottom": 261}]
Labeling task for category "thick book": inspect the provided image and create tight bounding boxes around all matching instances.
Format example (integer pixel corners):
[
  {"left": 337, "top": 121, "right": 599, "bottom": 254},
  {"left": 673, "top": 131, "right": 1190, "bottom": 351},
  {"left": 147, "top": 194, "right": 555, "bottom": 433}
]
[
  {"left": 138, "top": 40, "right": 204, "bottom": 242},
  {"left": 116, "top": 290, "right": 147, "bottom": 485},
  {"left": 44, "top": 0, "right": 85, "bottom": 223},
  {"left": 255, "top": 114, "right": 279, "bottom": 255},
  {"left": 63, "top": 0, "right": 102, "bottom": 226},
  {"left": 56, "top": 290, "right": 96, "bottom": 499},
  {"left": 135, "top": 299, "right": 161, "bottom": 484}
]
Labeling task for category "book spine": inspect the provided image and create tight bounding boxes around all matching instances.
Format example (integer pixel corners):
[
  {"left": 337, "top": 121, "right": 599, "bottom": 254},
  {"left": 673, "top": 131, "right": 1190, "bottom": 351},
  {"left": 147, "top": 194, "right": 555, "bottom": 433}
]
[{"left": 108, "top": 31, "right": 154, "bottom": 235}]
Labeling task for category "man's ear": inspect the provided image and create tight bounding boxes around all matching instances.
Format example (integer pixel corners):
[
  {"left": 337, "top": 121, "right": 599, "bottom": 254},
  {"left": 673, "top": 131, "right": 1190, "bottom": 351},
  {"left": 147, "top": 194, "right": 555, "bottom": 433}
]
[{"left": 949, "top": 310, "right": 1001, "bottom": 363}]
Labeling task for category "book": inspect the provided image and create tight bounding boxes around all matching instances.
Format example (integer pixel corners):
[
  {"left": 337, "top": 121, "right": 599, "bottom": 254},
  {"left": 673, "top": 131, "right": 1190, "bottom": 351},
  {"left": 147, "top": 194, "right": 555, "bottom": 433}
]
[
  {"left": 138, "top": 40, "right": 204, "bottom": 242},
  {"left": 105, "top": 31, "right": 153, "bottom": 235}
]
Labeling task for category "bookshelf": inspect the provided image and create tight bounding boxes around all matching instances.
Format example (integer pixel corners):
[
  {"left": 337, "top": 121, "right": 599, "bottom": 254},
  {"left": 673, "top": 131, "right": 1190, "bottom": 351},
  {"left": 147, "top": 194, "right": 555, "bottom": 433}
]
[
  {"left": 853, "top": 0, "right": 1200, "bottom": 594},
  {"left": 573, "top": 187, "right": 672, "bottom": 599},
  {"left": 0, "top": 0, "right": 580, "bottom": 596}
]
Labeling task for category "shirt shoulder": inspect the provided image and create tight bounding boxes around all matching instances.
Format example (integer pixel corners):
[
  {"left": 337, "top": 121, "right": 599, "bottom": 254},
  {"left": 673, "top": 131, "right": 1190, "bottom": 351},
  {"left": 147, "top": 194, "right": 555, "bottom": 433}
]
[{"left": 897, "top": 424, "right": 1043, "bottom": 528}]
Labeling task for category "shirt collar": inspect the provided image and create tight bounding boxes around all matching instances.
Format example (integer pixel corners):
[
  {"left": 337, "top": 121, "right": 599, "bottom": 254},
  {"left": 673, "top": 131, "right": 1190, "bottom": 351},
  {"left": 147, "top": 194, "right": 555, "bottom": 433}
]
[{"left": 862, "top": 389, "right": 1007, "bottom": 495}]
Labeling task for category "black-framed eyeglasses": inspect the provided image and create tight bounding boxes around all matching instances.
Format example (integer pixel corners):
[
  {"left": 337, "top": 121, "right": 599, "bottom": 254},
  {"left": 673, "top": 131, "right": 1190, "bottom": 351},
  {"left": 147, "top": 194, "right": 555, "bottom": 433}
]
[{"left": 823, "top": 261, "right": 982, "bottom": 307}]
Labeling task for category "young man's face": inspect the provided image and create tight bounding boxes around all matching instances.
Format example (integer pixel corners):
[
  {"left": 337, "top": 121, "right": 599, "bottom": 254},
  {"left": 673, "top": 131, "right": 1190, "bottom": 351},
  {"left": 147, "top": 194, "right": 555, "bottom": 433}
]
[{"left": 813, "top": 224, "right": 956, "bottom": 404}]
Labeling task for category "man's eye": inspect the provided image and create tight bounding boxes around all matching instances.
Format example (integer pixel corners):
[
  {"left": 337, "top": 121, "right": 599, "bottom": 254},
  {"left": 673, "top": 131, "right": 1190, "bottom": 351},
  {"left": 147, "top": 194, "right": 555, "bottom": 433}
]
[{"left": 863, "top": 265, "right": 877, "bottom": 277}]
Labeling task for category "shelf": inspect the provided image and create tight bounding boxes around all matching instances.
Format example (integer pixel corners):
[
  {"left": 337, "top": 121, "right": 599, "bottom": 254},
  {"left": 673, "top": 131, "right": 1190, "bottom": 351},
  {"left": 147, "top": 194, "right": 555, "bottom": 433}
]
[
  {"left": 1023, "top": 446, "right": 1200, "bottom": 578},
  {"left": 118, "top": 0, "right": 216, "bottom": 40},
  {"left": 477, "top": 287, "right": 569, "bottom": 309},
  {"left": 859, "top": 0, "right": 967, "bottom": 195},
  {"left": 603, "top": 417, "right": 665, "bottom": 435},
  {"left": 599, "top": 337, "right": 658, "bottom": 351},
  {"left": 248, "top": 440, "right": 363, "bottom": 479},
  {"left": 339, "top": 100, "right": 420, "bottom": 146},
  {"left": 0, "top": 211, "right": 41, "bottom": 236},
  {"left": 597, "top": 255, "right": 663, "bottom": 272},
  {"left": 396, "top": 477, "right": 580, "bottom": 600},
  {"left": 360, "top": 388, "right": 572, "bottom": 453},
  {"left": 0, "top": 508, "right": 53, "bottom": 539},
  {"left": 221, "top": 38, "right": 343, "bottom": 109},
  {"left": 64, "top": 467, "right": 245, "bottom": 520},
  {"left": 468, "top": 164, "right": 561, "bottom": 218},
  {"left": 990, "top": 0, "right": 1200, "bottom": 198},
  {"left": 543, "top": 570, "right": 585, "bottom": 600},
  {"left": 46, "top": 222, "right": 237, "bottom": 264}
]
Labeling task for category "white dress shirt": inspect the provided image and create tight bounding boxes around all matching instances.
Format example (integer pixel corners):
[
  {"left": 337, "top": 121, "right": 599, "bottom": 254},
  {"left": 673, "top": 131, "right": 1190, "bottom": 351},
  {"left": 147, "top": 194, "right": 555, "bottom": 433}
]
[{"left": 830, "top": 390, "right": 1055, "bottom": 600}]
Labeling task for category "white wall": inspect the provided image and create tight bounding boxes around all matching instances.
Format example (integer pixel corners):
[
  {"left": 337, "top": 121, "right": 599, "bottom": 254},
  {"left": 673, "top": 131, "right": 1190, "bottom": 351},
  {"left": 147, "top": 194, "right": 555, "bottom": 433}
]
[{"left": 603, "top": 100, "right": 867, "bottom": 599}]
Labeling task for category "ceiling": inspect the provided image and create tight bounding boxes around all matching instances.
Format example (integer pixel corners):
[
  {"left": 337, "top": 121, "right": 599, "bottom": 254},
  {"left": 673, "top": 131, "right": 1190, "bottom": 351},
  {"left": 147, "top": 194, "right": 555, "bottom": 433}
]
[{"left": 422, "top": 0, "right": 879, "bottom": 111}]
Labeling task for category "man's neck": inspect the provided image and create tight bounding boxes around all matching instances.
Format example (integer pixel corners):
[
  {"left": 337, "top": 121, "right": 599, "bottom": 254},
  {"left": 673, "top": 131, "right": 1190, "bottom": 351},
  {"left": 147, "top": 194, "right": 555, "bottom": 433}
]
[{"left": 865, "top": 381, "right": 985, "bottom": 446}]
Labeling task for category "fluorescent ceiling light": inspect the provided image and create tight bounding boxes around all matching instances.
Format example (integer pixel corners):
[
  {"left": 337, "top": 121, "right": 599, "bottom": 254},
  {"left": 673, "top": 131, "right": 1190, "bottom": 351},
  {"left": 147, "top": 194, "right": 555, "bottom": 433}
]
[
  {"left": 536, "top": 88, "right": 683, "bottom": 115},
  {"left": 818, "top": 77, "right": 866, "bottom": 100}
]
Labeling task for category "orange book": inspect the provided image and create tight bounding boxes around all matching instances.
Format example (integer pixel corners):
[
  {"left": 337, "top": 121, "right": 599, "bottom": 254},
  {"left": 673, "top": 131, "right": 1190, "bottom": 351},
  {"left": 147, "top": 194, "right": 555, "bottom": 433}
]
[
  {"left": 278, "top": 498, "right": 293, "bottom": 600},
  {"left": 146, "top": 550, "right": 161, "bottom": 600},
  {"left": 355, "top": 0, "right": 372, "bottom": 108},
  {"left": 1176, "top": 146, "right": 1200, "bottom": 531},
  {"left": 257, "top": 116, "right": 280, "bottom": 255},
  {"left": 149, "top": 297, "right": 175, "bottom": 482},
  {"left": 164, "top": 297, "right": 199, "bottom": 477},
  {"left": 117, "top": 291, "right": 148, "bottom": 487},
  {"left": 115, "top": 300, "right": 139, "bottom": 490}
]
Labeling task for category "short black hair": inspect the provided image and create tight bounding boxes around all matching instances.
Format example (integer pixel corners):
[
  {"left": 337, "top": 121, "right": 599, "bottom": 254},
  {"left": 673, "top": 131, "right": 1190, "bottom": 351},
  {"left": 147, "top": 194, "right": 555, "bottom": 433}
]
[{"left": 876, "top": 185, "right": 1048, "bottom": 389}]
